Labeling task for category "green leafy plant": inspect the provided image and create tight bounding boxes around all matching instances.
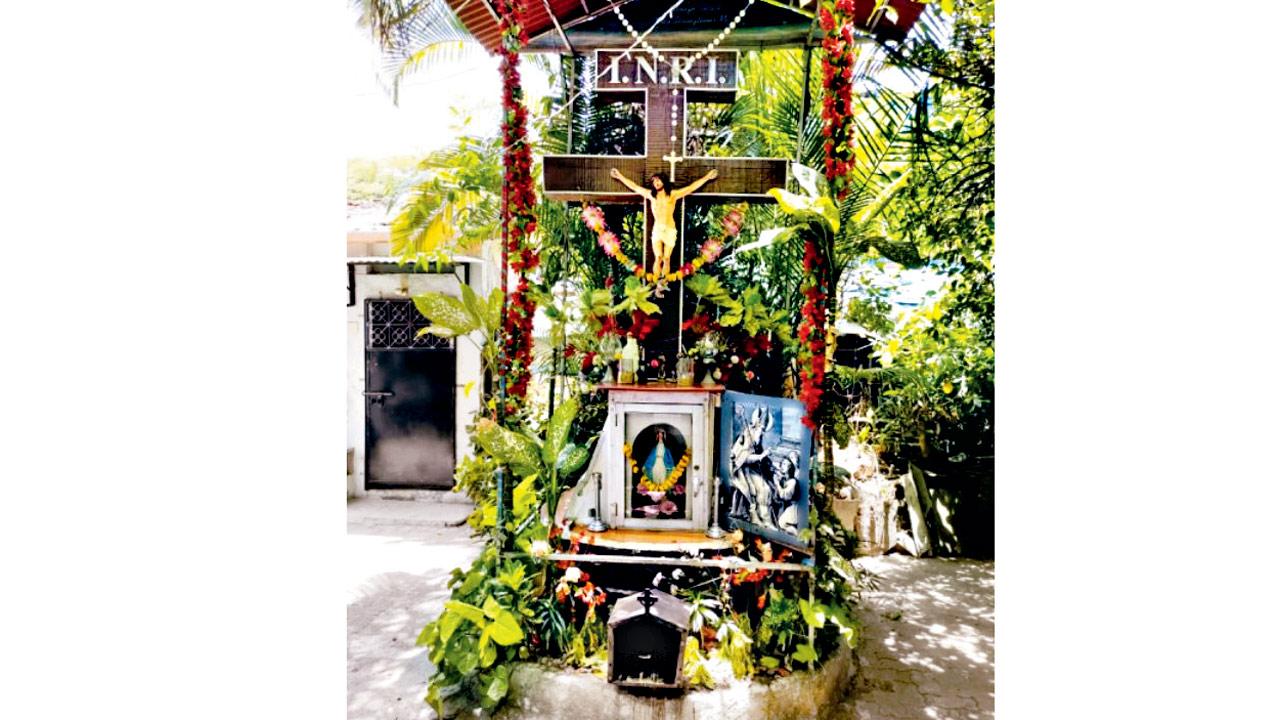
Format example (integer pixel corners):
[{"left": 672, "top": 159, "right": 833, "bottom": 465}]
[
  {"left": 755, "top": 588, "right": 803, "bottom": 669},
  {"left": 610, "top": 275, "right": 659, "bottom": 316},
  {"left": 417, "top": 546, "right": 540, "bottom": 717},
  {"left": 412, "top": 283, "right": 502, "bottom": 378},
  {"left": 685, "top": 275, "right": 792, "bottom": 341},
  {"left": 472, "top": 394, "right": 589, "bottom": 517},
  {"left": 711, "top": 613, "right": 755, "bottom": 680}
]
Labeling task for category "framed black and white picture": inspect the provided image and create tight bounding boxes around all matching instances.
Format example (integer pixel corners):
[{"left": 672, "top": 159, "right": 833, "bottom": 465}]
[{"left": 717, "top": 391, "right": 813, "bottom": 551}]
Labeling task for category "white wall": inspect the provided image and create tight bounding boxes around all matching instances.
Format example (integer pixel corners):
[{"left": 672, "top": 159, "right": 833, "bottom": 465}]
[{"left": 346, "top": 262, "right": 486, "bottom": 497}]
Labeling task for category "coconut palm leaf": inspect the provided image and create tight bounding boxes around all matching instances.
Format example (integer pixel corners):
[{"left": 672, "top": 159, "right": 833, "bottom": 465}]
[{"left": 351, "top": 0, "right": 485, "bottom": 103}]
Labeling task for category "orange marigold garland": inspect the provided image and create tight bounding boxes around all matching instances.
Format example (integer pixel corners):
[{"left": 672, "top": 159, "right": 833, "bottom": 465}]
[
  {"left": 496, "top": 0, "right": 538, "bottom": 411},
  {"left": 623, "top": 443, "right": 693, "bottom": 494},
  {"left": 581, "top": 203, "right": 745, "bottom": 284}
]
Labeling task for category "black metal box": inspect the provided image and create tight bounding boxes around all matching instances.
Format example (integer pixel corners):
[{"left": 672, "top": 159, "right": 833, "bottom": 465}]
[{"left": 607, "top": 587, "right": 691, "bottom": 689}]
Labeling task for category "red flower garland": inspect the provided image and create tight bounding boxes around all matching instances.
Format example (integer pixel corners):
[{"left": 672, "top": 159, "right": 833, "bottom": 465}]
[
  {"left": 495, "top": 0, "right": 539, "bottom": 412},
  {"left": 819, "top": 0, "right": 857, "bottom": 200},
  {"left": 797, "top": 0, "right": 858, "bottom": 431},
  {"left": 796, "top": 239, "right": 830, "bottom": 430}
]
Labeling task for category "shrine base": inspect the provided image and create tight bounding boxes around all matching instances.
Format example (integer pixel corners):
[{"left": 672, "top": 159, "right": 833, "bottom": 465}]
[{"left": 496, "top": 645, "right": 854, "bottom": 720}]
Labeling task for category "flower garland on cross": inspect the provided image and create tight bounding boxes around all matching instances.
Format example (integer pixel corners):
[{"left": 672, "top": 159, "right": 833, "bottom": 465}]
[
  {"left": 495, "top": 0, "right": 538, "bottom": 414},
  {"left": 580, "top": 202, "right": 746, "bottom": 286}
]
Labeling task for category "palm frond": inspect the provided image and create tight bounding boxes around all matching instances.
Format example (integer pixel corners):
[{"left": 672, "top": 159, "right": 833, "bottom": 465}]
[{"left": 352, "top": 0, "right": 485, "bottom": 104}]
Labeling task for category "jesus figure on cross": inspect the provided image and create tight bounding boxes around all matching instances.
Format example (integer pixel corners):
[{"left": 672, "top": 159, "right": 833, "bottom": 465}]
[{"left": 609, "top": 167, "right": 718, "bottom": 290}]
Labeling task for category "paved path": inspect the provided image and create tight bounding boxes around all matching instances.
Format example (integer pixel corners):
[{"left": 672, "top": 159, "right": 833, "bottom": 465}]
[
  {"left": 847, "top": 556, "right": 995, "bottom": 720},
  {"left": 347, "top": 496, "right": 480, "bottom": 720}
]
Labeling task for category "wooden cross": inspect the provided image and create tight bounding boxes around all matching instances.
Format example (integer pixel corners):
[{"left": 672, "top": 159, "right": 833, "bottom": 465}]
[
  {"left": 543, "top": 49, "right": 787, "bottom": 203},
  {"left": 542, "top": 49, "right": 788, "bottom": 363}
]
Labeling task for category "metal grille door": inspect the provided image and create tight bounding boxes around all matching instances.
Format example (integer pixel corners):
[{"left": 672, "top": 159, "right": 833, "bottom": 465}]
[{"left": 364, "top": 299, "right": 456, "bottom": 489}]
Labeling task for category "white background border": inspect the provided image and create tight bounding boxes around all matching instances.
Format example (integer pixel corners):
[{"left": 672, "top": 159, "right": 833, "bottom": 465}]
[{"left": 3, "top": 2, "right": 1280, "bottom": 719}]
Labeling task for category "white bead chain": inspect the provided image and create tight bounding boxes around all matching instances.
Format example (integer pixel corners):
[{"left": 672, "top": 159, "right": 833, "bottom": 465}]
[{"left": 613, "top": 0, "right": 754, "bottom": 66}]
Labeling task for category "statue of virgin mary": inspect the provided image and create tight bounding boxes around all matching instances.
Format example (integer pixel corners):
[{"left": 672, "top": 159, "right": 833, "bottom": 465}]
[{"left": 643, "top": 428, "right": 674, "bottom": 486}]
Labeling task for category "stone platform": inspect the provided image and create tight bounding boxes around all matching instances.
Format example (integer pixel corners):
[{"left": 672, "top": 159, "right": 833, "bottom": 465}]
[{"left": 497, "top": 647, "right": 854, "bottom": 720}]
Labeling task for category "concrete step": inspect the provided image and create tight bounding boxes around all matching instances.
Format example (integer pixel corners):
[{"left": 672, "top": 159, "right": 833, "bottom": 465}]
[
  {"left": 347, "top": 494, "right": 475, "bottom": 528},
  {"left": 366, "top": 488, "right": 471, "bottom": 505}
]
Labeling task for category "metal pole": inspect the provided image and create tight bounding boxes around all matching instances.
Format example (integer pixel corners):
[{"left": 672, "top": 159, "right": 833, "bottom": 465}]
[
  {"left": 496, "top": 149, "right": 511, "bottom": 549},
  {"left": 548, "top": 347, "right": 558, "bottom": 419},
  {"left": 796, "top": 45, "right": 814, "bottom": 165}
]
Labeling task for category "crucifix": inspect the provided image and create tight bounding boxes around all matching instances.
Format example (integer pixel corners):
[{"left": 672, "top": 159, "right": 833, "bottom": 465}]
[
  {"left": 543, "top": 48, "right": 787, "bottom": 359},
  {"left": 608, "top": 166, "right": 718, "bottom": 285}
]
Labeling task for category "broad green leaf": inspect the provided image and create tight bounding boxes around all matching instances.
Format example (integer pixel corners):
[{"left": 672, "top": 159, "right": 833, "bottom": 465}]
[
  {"left": 556, "top": 444, "right": 590, "bottom": 475},
  {"left": 416, "top": 620, "right": 439, "bottom": 647},
  {"left": 458, "top": 282, "right": 485, "bottom": 329},
  {"left": 412, "top": 292, "right": 476, "bottom": 338},
  {"left": 444, "top": 600, "right": 487, "bottom": 627},
  {"left": 759, "top": 656, "right": 780, "bottom": 669},
  {"left": 616, "top": 276, "right": 661, "bottom": 316},
  {"left": 484, "top": 288, "right": 502, "bottom": 332},
  {"left": 790, "top": 162, "right": 827, "bottom": 198},
  {"left": 463, "top": 380, "right": 475, "bottom": 398},
  {"left": 488, "top": 610, "right": 524, "bottom": 646},
  {"left": 686, "top": 274, "right": 734, "bottom": 305},
  {"left": 814, "top": 196, "right": 841, "bottom": 233},
  {"left": 542, "top": 396, "right": 579, "bottom": 465},
  {"left": 799, "top": 598, "right": 826, "bottom": 628},
  {"left": 458, "top": 571, "right": 484, "bottom": 596},
  {"left": 479, "top": 632, "right": 498, "bottom": 668},
  {"left": 768, "top": 187, "right": 814, "bottom": 217},
  {"left": 766, "top": 188, "right": 840, "bottom": 233},
  {"left": 587, "top": 289, "right": 613, "bottom": 313},
  {"left": 483, "top": 666, "right": 510, "bottom": 706},
  {"left": 482, "top": 595, "right": 503, "bottom": 621},
  {"left": 453, "top": 636, "right": 479, "bottom": 675},
  {"left": 497, "top": 562, "right": 527, "bottom": 590},
  {"left": 512, "top": 473, "right": 538, "bottom": 518},
  {"left": 792, "top": 643, "right": 818, "bottom": 664},
  {"left": 439, "top": 611, "right": 463, "bottom": 642},
  {"left": 719, "top": 301, "right": 744, "bottom": 327},
  {"left": 474, "top": 418, "right": 542, "bottom": 476},
  {"left": 829, "top": 607, "right": 860, "bottom": 648},
  {"left": 754, "top": 226, "right": 797, "bottom": 249}
]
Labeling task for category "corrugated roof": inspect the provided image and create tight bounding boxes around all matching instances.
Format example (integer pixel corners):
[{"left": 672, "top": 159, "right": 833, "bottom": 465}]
[{"left": 446, "top": 0, "right": 926, "bottom": 55}]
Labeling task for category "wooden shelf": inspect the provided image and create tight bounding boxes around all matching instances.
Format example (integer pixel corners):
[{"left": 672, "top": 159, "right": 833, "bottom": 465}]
[
  {"left": 572, "top": 524, "right": 738, "bottom": 553},
  {"left": 598, "top": 382, "right": 724, "bottom": 394}
]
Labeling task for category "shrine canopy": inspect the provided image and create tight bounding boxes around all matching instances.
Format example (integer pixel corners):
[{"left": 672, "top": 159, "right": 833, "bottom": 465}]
[{"left": 445, "top": 0, "right": 926, "bottom": 55}]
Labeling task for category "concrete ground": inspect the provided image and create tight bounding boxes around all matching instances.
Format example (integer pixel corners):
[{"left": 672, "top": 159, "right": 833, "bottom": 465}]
[
  {"left": 846, "top": 556, "right": 995, "bottom": 720},
  {"left": 347, "top": 497, "right": 994, "bottom": 720},
  {"left": 348, "top": 494, "right": 479, "bottom": 720}
]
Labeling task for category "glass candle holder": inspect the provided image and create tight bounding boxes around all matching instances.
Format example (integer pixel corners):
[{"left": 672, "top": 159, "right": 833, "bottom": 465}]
[
  {"left": 618, "top": 357, "right": 638, "bottom": 385},
  {"left": 676, "top": 356, "right": 695, "bottom": 387}
]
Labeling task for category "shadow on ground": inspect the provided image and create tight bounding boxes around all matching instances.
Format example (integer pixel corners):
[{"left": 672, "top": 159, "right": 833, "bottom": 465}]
[
  {"left": 839, "top": 556, "right": 994, "bottom": 720},
  {"left": 347, "top": 498, "right": 481, "bottom": 720}
]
